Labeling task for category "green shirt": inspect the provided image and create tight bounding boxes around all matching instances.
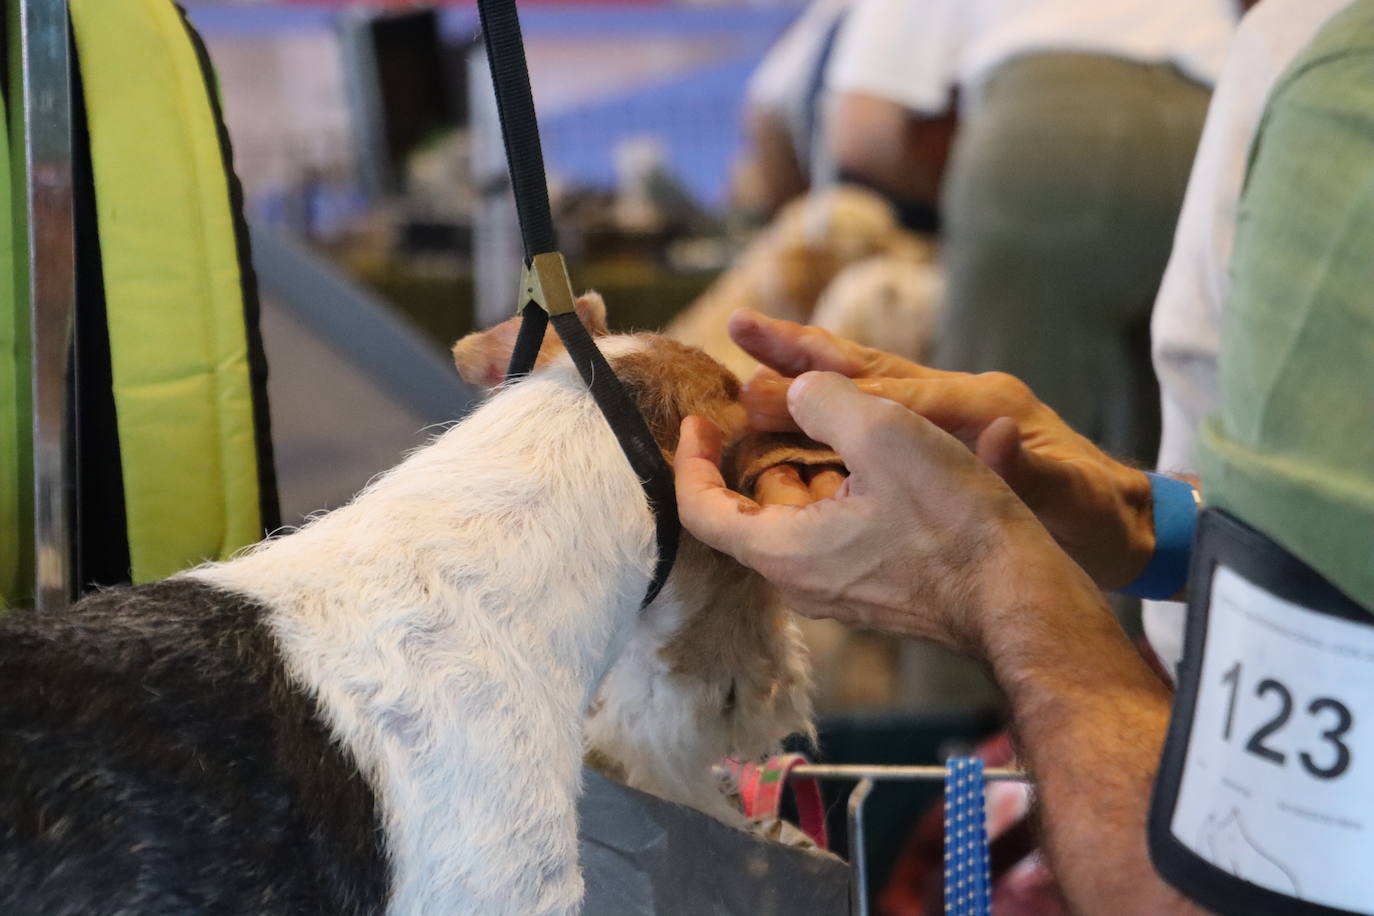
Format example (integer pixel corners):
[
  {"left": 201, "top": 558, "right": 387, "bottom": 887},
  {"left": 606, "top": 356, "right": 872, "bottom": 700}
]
[{"left": 1196, "top": 0, "right": 1374, "bottom": 613}]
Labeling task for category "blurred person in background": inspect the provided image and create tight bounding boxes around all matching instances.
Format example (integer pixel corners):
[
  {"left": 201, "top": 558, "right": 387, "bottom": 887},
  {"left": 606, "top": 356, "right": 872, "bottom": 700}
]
[
  {"left": 825, "top": 0, "right": 1240, "bottom": 464},
  {"left": 735, "top": 0, "right": 854, "bottom": 219},
  {"left": 1144, "top": 0, "right": 1352, "bottom": 677}
]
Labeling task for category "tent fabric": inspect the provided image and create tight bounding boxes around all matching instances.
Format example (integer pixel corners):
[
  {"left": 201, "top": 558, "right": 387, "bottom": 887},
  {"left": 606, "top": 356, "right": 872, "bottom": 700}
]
[{"left": 68, "top": 0, "right": 276, "bottom": 583}]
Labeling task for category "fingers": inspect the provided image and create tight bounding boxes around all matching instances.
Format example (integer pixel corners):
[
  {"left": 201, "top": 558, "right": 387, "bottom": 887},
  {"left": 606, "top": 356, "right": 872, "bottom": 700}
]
[
  {"left": 785, "top": 372, "right": 926, "bottom": 479},
  {"left": 754, "top": 465, "right": 814, "bottom": 507},
  {"left": 674, "top": 416, "right": 780, "bottom": 563},
  {"left": 975, "top": 418, "right": 1070, "bottom": 511},
  {"left": 753, "top": 463, "right": 848, "bottom": 505},
  {"left": 740, "top": 373, "right": 801, "bottom": 432},
  {"left": 723, "top": 310, "right": 870, "bottom": 378},
  {"left": 729, "top": 308, "right": 943, "bottom": 380},
  {"left": 974, "top": 416, "right": 1022, "bottom": 480},
  {"left": 744, "top": 374, "right": 1005, "bottom": 446},
  {"left": 807, "top": 467, "right": 848, "bottom": 499}
]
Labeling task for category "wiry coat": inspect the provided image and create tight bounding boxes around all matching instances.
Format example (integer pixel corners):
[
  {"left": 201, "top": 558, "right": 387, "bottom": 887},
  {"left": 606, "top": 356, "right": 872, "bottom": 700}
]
[{"left": 0, "top": 325, "right": 813, "bottom": 916}]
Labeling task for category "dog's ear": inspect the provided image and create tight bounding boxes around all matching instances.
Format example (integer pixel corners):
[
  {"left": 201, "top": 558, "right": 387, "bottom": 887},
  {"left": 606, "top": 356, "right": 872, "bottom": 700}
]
[{"left": 453, "top": 292, "right": 609, "bottom": 389}]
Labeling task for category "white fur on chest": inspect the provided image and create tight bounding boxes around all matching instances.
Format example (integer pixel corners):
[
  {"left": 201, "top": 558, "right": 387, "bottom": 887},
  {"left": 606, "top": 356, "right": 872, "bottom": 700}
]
[{"left": 190, "top": 368, "right": 655, "bottom": 916}]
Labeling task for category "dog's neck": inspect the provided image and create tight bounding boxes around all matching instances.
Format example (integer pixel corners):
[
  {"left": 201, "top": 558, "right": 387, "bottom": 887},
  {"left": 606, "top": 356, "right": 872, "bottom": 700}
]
[{"left": 188, "top": 370, "right": 655, "bottom": 915}]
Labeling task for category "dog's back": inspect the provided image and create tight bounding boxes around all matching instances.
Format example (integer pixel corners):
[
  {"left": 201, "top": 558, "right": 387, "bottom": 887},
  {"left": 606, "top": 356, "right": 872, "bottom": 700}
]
[
  {"left": 0, "top": 581, "right": 387, "bottom": 916},
  {"left": 0, "top": 317, "right": 816, "bottom": 915}
]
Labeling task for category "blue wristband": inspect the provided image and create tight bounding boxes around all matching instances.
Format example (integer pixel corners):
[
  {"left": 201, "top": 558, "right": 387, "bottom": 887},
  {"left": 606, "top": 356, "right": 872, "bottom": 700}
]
[{"left": 1120, "top": 473, "right": 1199, "bottom": 600}]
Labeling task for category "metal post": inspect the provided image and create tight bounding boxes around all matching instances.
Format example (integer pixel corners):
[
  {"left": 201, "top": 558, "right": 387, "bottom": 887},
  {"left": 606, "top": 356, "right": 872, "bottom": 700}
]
[
  {"left": 793, "top": 764, "right": 1029, "bottom": 783},
  {"left": 468, "top": 43, "right": 522, "bottom": 328},
  {"left": 21, "top": 0, "right": 77, "bottom": 612},
  {"left": 847, "top": 776, "right": 875, "bottom": 916}
]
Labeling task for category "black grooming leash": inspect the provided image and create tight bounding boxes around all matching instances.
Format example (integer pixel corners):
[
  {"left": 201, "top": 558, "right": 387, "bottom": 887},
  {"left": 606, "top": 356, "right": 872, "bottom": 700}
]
[{"left": 474, "top": 0, "right": 679, "bottom": 607}]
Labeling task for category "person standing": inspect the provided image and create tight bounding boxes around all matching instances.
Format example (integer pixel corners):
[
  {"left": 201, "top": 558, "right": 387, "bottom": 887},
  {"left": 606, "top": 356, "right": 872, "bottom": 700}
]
[{"left": 825, "top": 0, "right": 1236, "bottom": 462}]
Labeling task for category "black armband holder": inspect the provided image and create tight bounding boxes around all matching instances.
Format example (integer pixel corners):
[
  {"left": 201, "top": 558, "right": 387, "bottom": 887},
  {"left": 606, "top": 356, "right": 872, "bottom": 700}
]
[{"left": 1150, "top": 509, "right": 1374, "bottom": 915}]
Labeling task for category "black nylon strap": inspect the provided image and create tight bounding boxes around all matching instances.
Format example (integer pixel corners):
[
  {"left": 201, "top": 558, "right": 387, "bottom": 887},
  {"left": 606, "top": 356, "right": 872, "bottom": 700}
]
[
  {"left": 551, "top": 312, "right": 679, "bottom": 606},
  {"left": 474, "top": 0, "right": 556, "bottom": 258},
  {"left": 505, "top": 302, "right": 548, "bottom": 380},
  {"left": 477, "top": 0, "right": 680, "bottom": 605}
]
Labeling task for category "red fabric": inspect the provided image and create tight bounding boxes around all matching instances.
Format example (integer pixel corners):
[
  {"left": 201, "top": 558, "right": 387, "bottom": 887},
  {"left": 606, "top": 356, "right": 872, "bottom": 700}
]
[{"left": 729, "top": 754, "right": 830, "bottom": 850}]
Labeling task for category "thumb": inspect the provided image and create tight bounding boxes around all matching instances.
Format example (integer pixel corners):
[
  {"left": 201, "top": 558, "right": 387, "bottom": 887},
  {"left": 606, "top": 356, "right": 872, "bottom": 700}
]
[{"left": 786, "top": 372, "right": 921, "bottom": 479}]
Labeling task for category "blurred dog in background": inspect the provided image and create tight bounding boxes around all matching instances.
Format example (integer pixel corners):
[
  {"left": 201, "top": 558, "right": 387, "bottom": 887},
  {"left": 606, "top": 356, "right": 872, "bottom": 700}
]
[{"left": 668, "top": 185, "right": 942, "bottom": 380}]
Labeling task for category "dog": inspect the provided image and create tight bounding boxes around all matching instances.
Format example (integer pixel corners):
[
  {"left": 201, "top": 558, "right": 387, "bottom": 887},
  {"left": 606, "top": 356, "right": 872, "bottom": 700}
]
[
  {"left": 666, "top": 185, "right": 938, "bottom": 379},
  {"left": 453, "top": 296, "right": 815, "bottom": 827},
  {"left": 0, "top": 294, "right": 812, "bottom": 916},
  {"left": 811, "top": 252, "right": 943, "bottom": 367}
]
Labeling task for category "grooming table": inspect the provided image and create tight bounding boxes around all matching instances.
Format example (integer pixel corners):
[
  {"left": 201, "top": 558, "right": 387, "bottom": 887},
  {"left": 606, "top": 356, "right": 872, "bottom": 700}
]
[{"left": 577, "top": 768, "right": 851, "bottom": 915}]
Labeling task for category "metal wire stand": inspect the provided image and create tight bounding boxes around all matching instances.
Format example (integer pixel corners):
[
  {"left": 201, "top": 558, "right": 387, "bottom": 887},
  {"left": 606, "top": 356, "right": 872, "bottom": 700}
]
[{"left": 787, "top": 764, "right": 1030, "bottom": 916}]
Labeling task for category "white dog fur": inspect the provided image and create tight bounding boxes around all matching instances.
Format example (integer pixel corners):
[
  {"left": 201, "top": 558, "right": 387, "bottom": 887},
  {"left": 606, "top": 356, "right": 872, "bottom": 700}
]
[{"left": 190, "top": 308, "right": 813, "bottom": 915}]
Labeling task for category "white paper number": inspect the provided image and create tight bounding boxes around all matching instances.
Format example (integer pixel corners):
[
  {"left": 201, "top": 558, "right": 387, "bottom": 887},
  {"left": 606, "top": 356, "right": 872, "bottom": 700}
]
[{"left": 1171, "top": 566, "right": 1374, "bottom": 913}]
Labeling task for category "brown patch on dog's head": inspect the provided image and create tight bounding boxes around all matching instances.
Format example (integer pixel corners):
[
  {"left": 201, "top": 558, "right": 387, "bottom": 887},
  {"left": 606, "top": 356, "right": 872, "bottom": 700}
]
[{"left": 606, "top": 335, "right": 744, "bottom": 454}]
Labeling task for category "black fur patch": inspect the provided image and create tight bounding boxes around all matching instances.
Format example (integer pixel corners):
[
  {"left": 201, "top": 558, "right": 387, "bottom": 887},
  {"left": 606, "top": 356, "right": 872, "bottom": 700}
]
[{"left": 0, "top": 580, "right": 388, "bottom": 915}]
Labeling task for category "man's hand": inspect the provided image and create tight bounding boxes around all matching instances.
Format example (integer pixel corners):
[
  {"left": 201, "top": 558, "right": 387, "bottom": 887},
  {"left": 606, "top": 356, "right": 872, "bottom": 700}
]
[
  {"left": 678, "top": 364, "right": 1204, "bottom": 916},
  {"left": 751, "top": 463, "right": 847, "bottom": 507},
  {"left": 676, "top": 370, "right": 1086, "bottom": 654},
  {"left": 727, "top": 309, "right": 1157, "bottom": 591}
]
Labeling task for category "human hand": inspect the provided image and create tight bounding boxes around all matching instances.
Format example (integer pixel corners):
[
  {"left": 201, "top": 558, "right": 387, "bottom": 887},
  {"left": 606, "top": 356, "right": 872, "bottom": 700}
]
[
  {"left": 675, "top": 371, "right": 1094, "bottom": 655},
  {"left": 751, "top": 462, "right": 847, "bottom": 507},
  {"left": 727, "top": 310, "right": 1155, "bottom": 590}
]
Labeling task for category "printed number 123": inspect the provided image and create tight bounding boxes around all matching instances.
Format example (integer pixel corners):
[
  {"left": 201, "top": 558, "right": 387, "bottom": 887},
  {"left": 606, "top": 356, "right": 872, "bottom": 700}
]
[{"left": 1220, "top": 661, "right": 1353, "bottom": 780}]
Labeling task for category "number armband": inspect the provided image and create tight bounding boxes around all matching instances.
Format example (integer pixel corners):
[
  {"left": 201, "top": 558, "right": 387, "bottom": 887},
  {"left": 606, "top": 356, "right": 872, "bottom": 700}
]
[{"left": 1149, "top": 509, "right": 1374, "bottom": 916}]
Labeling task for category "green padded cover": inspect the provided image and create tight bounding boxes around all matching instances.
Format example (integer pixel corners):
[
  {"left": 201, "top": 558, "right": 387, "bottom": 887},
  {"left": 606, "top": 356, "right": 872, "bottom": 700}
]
[
  {"left": 68, "top": 0, "right": 270, "bottom": 582},
  {"left": 1, "top": 12, "right": 33, "bottom": 610}
]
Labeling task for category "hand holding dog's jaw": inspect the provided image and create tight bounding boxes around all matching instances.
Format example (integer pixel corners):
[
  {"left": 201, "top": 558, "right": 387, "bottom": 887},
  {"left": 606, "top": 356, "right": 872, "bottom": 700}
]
[
  {"left": 676, "top": 371, "right": 1089, "bottom": 657},
  {"left": 732, "top": 315, "right": 1158, "bottom": 591}
]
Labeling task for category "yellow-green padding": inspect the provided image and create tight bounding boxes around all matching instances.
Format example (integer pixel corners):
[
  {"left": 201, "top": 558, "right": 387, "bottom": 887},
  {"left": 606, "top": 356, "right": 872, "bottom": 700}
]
[
  {"left": 69, "top": 0, "right": 265, "bottom": 581},
  {"left": 1, "top": 24, "right": 34, "bottom": 610}
]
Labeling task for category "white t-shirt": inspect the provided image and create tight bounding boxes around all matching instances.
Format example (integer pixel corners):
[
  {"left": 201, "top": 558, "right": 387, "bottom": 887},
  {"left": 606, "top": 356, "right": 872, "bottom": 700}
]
[
  {"left": 746, "top": 0, "right": 854, "bottom": 171},
  {"left": 826, "top": 0, "right": 1237, "bottom": 116},
  {"left": 1144, "top": 0, "right": 1353, "bottom": 678}
]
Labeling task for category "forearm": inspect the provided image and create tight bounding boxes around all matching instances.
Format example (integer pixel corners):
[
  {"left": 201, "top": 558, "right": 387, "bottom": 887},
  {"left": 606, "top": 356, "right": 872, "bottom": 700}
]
[
  {"left": 829, "top": 92, "right": 953, "bottom": 208},
  {"left": 984, "top": 564, "right": 1208, "bottom": 915},
  {"left": 737, "top": 109, "right": 809, "bottom": 217}
]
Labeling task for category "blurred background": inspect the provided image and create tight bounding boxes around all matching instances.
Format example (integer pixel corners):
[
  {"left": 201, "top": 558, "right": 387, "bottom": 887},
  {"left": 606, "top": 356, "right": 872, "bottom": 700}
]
[
  {"left": 188, "top": 0, "right": 796, "bottom": 519},
  {"left": 192, "top": 0, "right": 790, "bottom": 337}
]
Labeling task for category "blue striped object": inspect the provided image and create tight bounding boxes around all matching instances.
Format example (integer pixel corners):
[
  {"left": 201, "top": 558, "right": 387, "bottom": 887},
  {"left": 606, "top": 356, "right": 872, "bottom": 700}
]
[{"left": 944, "top": 757, "right": 992, "bottom": 916}]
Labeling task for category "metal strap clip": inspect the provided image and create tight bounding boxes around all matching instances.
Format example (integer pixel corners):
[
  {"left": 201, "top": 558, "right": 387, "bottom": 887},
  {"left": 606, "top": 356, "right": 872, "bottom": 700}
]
[{"left": 517, "top": 251, "right": 577, "bottom": 317}]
